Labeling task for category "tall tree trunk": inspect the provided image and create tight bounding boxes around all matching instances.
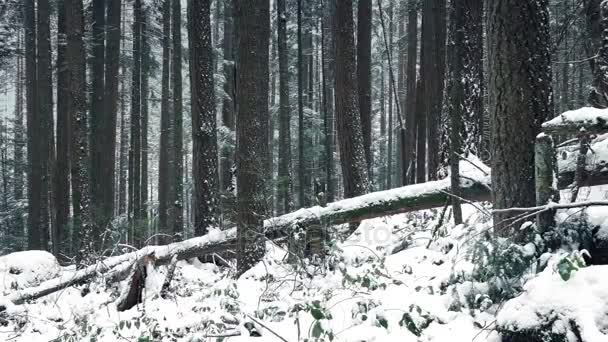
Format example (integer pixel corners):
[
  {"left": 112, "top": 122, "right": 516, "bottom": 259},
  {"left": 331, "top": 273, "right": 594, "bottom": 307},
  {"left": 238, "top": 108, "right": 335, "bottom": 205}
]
[
  {"left": 404, "top": 0, "right": 417, "bottom": 185},
  {"left": 334, "top": 0, "right": 369, "bottom": 199},
  {"left": 235, "top": 0, "right": 270, "bottom": 275},
  {"left": 13, "top": 31, "right": 25, "bottom": 250},
  {"left": 188, "top": 0, "right": 220, "bottom": 235},
  {"left": 297, "top": 0, "right": 306, "bottom": 208},
  {"left": 487, "top": 0, "right": 553, "bottom": 237},
  {"left": 172, "top": 0, "right": 184, "bottom": 237},
  {"left": 141, "top": 13, "right": 149, "bottom": 222},
  {"left": 323, "top": 0, "right": 336, "bottom": 203},
  {"left": 118, "top": 0, "right": 128, "bottom": 218},
  {"left": 24, "top": 0, "right": 41, "bottom": 250},
  {"left": 220, "top": 0, "right": 235, "bottom": 198},
  {"left": 357, "top": 0, "right": 373, "bottom": 178},
  {"left": 277, "top": 0, "right": 292, "bottom": 214},
  {"left": 90, "top": 0, "right": 106, "bottom": 232},
  {"left": 66, "top": 0, "right": 93, "bottom": 262},
  {"left": 396, "top": 9, "right": 406, "bottom": 187},
  {"left": 386, "top": 0, "right": 393, "bottom": 189},
  {"left": 424, "top": 0, "right": 447, "bottom": 181},
  {"left": 158, "top": 0, "right": 171, "bottom": 241},
  {"left": 102, "top": 0, "right": 121, "bottom": 226},
  {"left": 32, "top": 0, "right": 52, "bottom": 251},
  {"left": 55, "top": 0, "right": 70, "bottom": 257},
  {"left": 130, "top": 0, "right": 142, "bottom": 235}
]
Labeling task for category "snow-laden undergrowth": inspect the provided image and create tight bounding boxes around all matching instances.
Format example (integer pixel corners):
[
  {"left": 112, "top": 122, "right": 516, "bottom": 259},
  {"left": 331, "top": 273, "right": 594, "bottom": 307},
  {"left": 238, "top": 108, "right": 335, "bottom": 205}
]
[{"left": 1, "top": 187, "right": 608, "bottom": 341}]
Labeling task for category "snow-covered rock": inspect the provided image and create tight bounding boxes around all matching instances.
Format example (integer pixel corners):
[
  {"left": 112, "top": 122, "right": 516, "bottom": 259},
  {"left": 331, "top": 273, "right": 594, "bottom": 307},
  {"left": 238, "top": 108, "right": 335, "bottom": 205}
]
[
  {"left": 0, "top": 251, "right": 60, "bottom": 292},
  {"left": 497, "top": 263, "right": 608, "bottom": 342}
]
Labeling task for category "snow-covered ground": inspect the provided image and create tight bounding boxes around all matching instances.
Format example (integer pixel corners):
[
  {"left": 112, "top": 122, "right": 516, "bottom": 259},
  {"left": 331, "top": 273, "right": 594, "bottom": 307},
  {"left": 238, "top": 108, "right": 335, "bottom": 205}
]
[{"left": 1, "top": 187, "right": 607, "bottom": 341}]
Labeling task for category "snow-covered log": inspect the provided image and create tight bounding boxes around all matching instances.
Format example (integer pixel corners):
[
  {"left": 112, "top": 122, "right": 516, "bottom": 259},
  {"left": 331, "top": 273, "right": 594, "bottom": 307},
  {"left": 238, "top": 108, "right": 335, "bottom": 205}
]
[
  {"left": 542, "top": 107, "right": 608, "bottom": 135},
  {"left": 6, "top": 160, "right": 491, "bottom": 305}
]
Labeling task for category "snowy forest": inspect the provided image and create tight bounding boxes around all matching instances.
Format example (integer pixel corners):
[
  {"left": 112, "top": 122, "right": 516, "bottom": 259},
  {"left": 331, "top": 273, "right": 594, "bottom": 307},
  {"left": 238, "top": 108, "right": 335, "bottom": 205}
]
[{"left": 0, "top": 0, "right": 608, "bottom": 341}]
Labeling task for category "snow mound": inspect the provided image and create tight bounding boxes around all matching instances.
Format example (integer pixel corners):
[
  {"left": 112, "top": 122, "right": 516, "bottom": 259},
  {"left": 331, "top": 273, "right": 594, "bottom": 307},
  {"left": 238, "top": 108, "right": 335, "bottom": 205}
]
[
  {"left": 543, "top": 107, "right": 608, "bottom": 131},
  {"left": 0, "top": 251, "right": 61, "bottom": 292},
  {"left": 497, "top": 263, "right": 608, "bottom": 342}
]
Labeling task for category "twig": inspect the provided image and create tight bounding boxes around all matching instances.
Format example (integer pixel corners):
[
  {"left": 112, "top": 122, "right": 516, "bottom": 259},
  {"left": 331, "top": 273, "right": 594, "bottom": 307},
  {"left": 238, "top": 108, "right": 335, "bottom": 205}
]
[
  {"left": 245, "top": 313, "right": 289, "bottom": 342},
  {"left": 492, "top": 200, "right": 608, "bottom": 214}
]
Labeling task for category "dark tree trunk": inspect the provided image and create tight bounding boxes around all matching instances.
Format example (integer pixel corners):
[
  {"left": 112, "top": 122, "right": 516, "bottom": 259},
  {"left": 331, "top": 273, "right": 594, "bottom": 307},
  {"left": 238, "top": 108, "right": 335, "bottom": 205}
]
[
  {"left": 13, "top": 31, "right": 25, "bottom": 250},
  {"left": 220, "top": 0, "right": 235, "bottom": 197},
  {"left": 90, "top": 0, "right": 106, "bottom": 234},
  {"left": 487, "top": 0, "right": 553, "bottom": 237},
  {"left": 276, "top": 0, "right": 292, "bottom": 214},
  {"left": 415, "top": 76, "right": 426, "bottom": 183},
  {"left": 34, "top": 0, "right": 53, "bottom": 251},
  {"left": 334, "top": 0, "right": 369, "bottom": 199},
  {"left": 102, "top": 0, "right": 121, "bottom": 225},
  {"left": 396, "top": 11, "right": 406, "bottom": 187},
  {"left": 379, "top": 62, "right": 386, "bottom": 190},
  {"left": 118, "top": 0, "right": 128, "bottom": 218},
  {"left": 130, "top": 0, "right": 142, "bottom": 227},
  {"left": 66, "top": 0, "right": 93, "bottom": 262},
  {"left": 172, "top": 0, "right": 184, "bottom": 237},
  {"left": 324, "top": 0, "right": 336, "bottom": 203},
  {"left": 141, "top": 13, "right": 149, "bottom": 221},
  {"left": 297, "top": 0, "right": 306, "bottom": 208},
  {"left": 423, "top": 0, "right": 447, "bottom": 181},
  {"left": 446, "top": 0, "right": 484, "bottom": 225},
  {"left": 235, "top": 0, "right": 270, "bottom": 275},
  {"left": 386, "top": 0, "right": 393, "bottom": 189},
  {"left": 404, "top": 0, "right": 417, "bottom": 186},
  {"left": 357, "top": 0, "right": 372, "bottom": 177},
  {"left": 25, "top": 0, "right": 41, "bottom": 250},
  {"left": 54, "top": 0, "right": 70, "bottom": 257},
  {"left": 188, "top": 0, "right": 220, "bottom": 235},
  {"left": 158, "top": 0, "right": 171, "bottom": 241}
]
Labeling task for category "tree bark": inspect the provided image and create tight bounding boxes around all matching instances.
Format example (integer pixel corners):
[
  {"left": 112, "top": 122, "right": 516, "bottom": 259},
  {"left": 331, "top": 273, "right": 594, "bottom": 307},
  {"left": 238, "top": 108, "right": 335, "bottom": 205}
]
[
  {"left": 487, "top": 0, "right": 554, "bottom": 237},
  {"left": 323, "top": 0, "right": 336, "bottom": 203},
  {"left": 54, "top": 0, "right": 70, "bottom": 257},
  {"left": 66, "top": 0, "right": 93, "bottom": 262},
  {"left": 297, "top": 0, "right": 307, "bottom": 208},
  {"left": 13, "top": 31, "right": 25, "bottom": 250},
  {"left": 220, "top": 0, "right": 236, "bottom": 197},
  {"left": 188, "top": 0, "right": 220, "bottom": 235},
  {"left": 277, "top": 0, "right": 293, "bottom": 215},
  {"left": 423, "top": 0, "right": 447, "bottom": 181},
  {"left": 141, "top": 13, "right": 149, "bottom": 222},
  {"left": 102, "top": 0, "right": 121, "bottom": 225},
  {"left": 357, "top": 0, "right": 373, "bottom": 177},
  {"left": 31, "top": 0, "right": 53, "bottom": 251},
  {"left": 172, "top": 0, "right": 184, "bottom": 237},
  {"left": 90, "top": 0, "right": 106, "bottom": 235},
  {"left": 386, "top": 0, "right": 393, "bottom": 189},
  {"left": 235, "top": 0, "right": 270, "bottom": 275},
  {"left": 158, "top": 0, "right": 171, "bottom": 241},
  {"left": 404, "top": 0, "right": 417, "bottom": 185},
  {"left": 334, "top": 0, "right": 369, "bottom": 199},
  {"left": 130, "top": 0, "right": 142, "bottom": 242}
]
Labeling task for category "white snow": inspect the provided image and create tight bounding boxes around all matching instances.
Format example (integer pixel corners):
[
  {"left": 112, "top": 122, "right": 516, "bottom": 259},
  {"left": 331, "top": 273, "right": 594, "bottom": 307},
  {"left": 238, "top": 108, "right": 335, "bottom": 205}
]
[
  {"left": 542, "top": 106, "right": 608, "bottom": 131},
  {"left": 0, "top": 251, "right": 60, "bottom": 292},
  {"left": 496, "top": 263, "right": 608, "bottom": 342}
]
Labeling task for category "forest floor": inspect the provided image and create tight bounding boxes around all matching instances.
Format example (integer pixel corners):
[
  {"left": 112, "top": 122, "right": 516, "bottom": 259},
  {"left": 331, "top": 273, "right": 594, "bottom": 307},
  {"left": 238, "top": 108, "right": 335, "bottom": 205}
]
[{"left": 1, "top": 186, "right": 608, "bottom": 341}]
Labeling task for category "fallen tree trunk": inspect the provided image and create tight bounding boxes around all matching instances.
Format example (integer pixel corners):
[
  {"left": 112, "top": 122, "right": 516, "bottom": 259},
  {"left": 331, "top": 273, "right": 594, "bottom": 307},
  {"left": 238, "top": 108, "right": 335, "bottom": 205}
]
[
  {"left": 7, "top": 165, "right": 491, "bottom": 305},
  {"left": 541, "top": 107, "right": 608, "bottom": 135}
]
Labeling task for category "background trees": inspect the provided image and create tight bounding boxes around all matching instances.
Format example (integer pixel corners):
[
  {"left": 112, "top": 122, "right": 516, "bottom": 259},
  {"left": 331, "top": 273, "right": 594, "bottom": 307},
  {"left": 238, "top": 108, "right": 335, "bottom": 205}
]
[{"left": 0, "top": 0, "right": 596, "bottom": 272}]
